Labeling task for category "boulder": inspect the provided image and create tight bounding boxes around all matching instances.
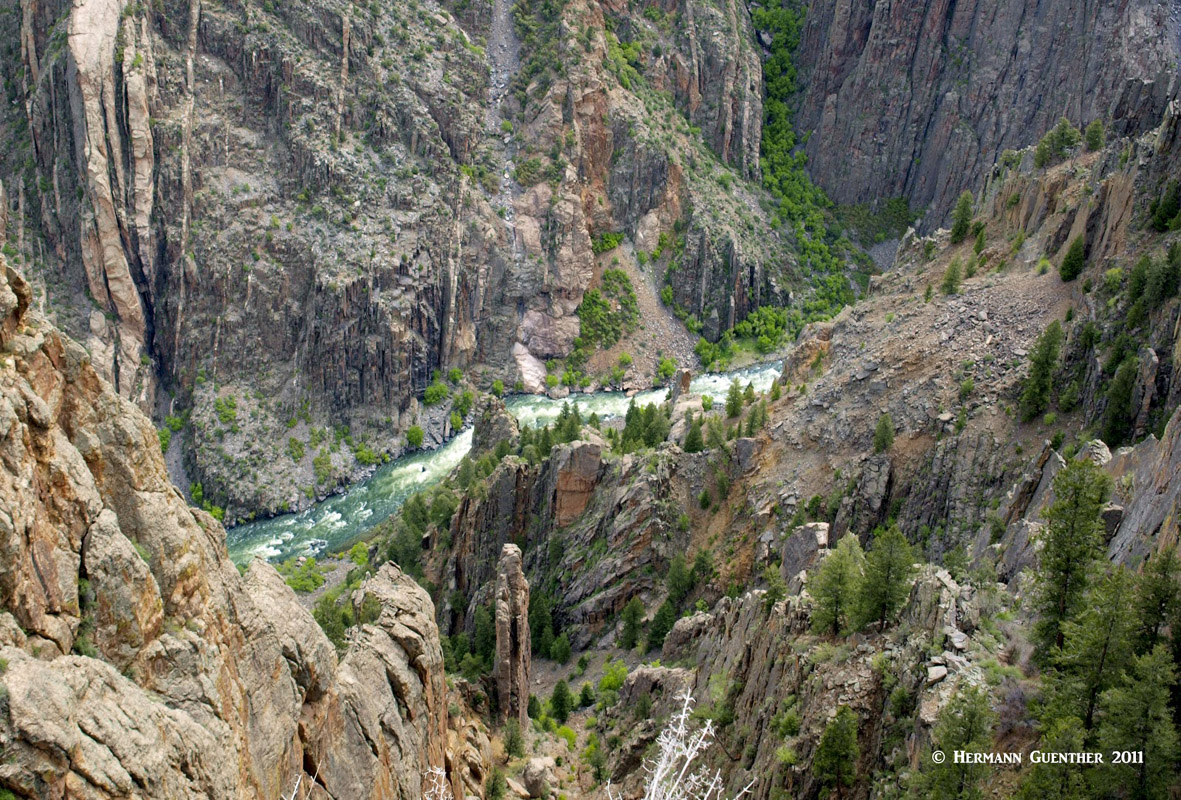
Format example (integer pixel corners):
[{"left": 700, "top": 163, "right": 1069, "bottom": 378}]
[{"left": 523, "top": 756, "right": 557, "bottom": 798}]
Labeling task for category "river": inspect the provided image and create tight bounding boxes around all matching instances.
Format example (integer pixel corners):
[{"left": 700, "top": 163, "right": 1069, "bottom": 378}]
[{"left": 225, "top": 362, "right": 783, "bottom": 564}]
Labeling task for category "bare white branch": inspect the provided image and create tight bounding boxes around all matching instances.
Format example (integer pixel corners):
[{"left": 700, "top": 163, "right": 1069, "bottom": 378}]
[
  {"left": 424, "top": 766, "right": 454, "bottom": 800},
  {"left": 606, "top": 690, "right": 754, "bottom": 800}
]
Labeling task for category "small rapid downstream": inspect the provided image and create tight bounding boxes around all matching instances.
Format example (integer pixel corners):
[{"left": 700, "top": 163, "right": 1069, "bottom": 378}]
[{"left": 225, "top": 363, "right": 782, "bottom": 564}]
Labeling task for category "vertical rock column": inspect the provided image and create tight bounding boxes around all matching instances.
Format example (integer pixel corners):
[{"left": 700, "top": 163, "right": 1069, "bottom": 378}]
[{"left": 493, "top": 543, "right": 530, "bottom": 726}]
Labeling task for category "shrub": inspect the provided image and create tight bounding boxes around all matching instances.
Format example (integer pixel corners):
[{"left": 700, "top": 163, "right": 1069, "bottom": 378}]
[
  {"left": 873, "top": 413, "right": 895, "bottom": 453},
  {"left": 424, "top": 381, "right": 449, "bottom": 405},
  {"left": 1059, "top": 236, "right": 1086, "bottom": 281},
  {"left": 406, "top": 425, "right": 425, "bottom": 448}
]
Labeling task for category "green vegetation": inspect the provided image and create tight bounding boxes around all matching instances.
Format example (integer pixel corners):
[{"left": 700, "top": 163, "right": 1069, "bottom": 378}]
[
  {"left": 809, "top": 535, "right": 866, "bottom": 636},
  {"left": 941, "top": 257, "right": 962, "bottom": 295},
  {"left": 619, "top": 596, "right": 644, "bottom": 649},
  {"left": 1034, "top": 117, "right": 1083, "bottom": 168},
  {"left": 1085, "top": 119, "right": 1105, "bottom": 151},
  {"left": 213, "top": 395, "right": 238, "bottom": 424},
  {"left": 857, "top": 525, "right": 915, "bottom": 628},
  {"left": 591, "top": 232, "right": 624, "bottom": 254},
  {"left": 1060, "top": 236, "right": 1086, "bottom": 281},
  {"left": 1032, "top": 459, "right": 1112, "bottom": 656},
  {"left": 873, "top": 413, "right": 894, "bottom": 454},
  {"left": 276, "top": 557, "right": 326, "bottom": 593},
  {"left": 406, "top": 425, "right": 425, "bottom": 448},
  {"left": 814, "top": 705, "right": 859, "bottom": 795},
  {"left": 911, "top": 686, "right": 996, "bottom": 798},
  {"left": 832, "top": 197, "right": 916, "bottom": 245},
  {"left": 424, "top": 380, "right": 449, "bottom": 405},
  {"left": 1018, "top": 321, "right": 1063, "bottom": 423},
  {"left": 576, "top": 269, "right": 639, "bottom": 349},
  {"left": 950, "top": 191, "right": 974, "bottom": 244}
]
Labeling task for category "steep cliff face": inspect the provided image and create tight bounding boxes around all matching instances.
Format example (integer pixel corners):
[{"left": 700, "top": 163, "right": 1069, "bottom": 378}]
[
  {"left": 789, "top": 0, "right": 1179, "bottom": 224},
  {"left": 0, "top": 255, "right": 458, "bottom": 799},
  {"left": 0, "top": 0, "right": 800, "bottom": 517}
]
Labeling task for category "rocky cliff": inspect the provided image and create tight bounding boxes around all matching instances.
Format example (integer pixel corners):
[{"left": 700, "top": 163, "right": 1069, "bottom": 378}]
[
  {"left": 0, "top": 0, "right": 803, "bottom": 519},
  {"left": 0, "top": 254, "right": 465, "bottom": 799},
  {"left": 789, "top": 0, "right": 1180, "bottom": 225}
]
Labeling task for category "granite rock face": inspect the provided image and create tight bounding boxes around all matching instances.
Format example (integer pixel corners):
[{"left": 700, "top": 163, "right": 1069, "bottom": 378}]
[
  {"left": 0, "top": 256, "right": 455, "bottom": 798},
  {"left": 788, "top": 0, "right": 1179, "bottom": 223}
]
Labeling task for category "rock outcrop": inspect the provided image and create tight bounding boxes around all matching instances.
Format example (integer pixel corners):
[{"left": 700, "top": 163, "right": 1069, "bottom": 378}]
[
  {"left": 788, "top": 0, "right": 1179, "bottom": 224},
  {"left": 0, "top": 256, "right": 456, "bottom": 799},
  {"left": 493, "top": 543, "right": 531, "bottom": 727}
]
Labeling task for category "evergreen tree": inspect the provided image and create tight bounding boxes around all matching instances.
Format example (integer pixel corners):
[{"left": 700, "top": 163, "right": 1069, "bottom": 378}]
[
  {"left": 666, "top": 554, "right": 693, "bottom": 608},
  {"left": 814, "top": 706, "right": 859, "bottom": 797},
  {"left": 646, "top": 600, "right": 677, "bottom": 652},
  {"left": 579, "top": 682, "right": 596, "bottom": 707},
  {"left": 550, "top": 679, "right": 572, "bottom": 723},
  {"left": 1034, "top": 459, "right": 1112, "bottom": 655},
  {"left": 692, "top": 550, "right": 715, "bottom": 586},
  {"left": 743, "top": 382, "right": 756, "bottom": 405},
  {"left": 1019, "top": 320, "right": 1064, "bottom": 422},
  {"left": 973, "top": 227, "right": 986, "bottom": 256},
  {"left": 1133, "top": 547, "right": 1181, "bottom": 654},
  {"left": 474, "top": 604, "right": 496, "bottom": 667},
  {"left": 941, "top": 257, "right": 963, "bottom": 295},
  {"left": 619, "top": 597, "right": 644, "bottom": 649},
  {"left": 1102, "top": 357, "right": 1139, "bottom": 447},
  {"left": 530, "top": 593, "right": 555, "bottom": 656},
  {"left": 809, "top": 535, "right": 866, "bottom": 636},
  {"left": 550, "top": 632, "right": 571, "bottom": 664},
  {"left": 1059, "top": 236, "right": 1086, "bottom": 281},
  {"left": 1017, "top": 716, "right": 1088, "bottom": 800},
  {"left": 857, "top": 524, "right": 915, "bottom": 629},
  {"left": 684, "top": 414, "right": 704, "bottom": 453},
  {"left": 912, "top": 686, "right": 995, "bottom": 800},
  {"left": 1056, "top": 566, "right": 1135, "bottom": 731},
  {"left": 1095, "top": 645, "right": 1179, "bottom": 800},
  {"left": 726, "top": 380, "right": 743, "bottom": 418},
  {"left": 873, "top": 413, "right": 895, "bottom": 454},
  {"left": 1085, "top": 119, "right": 1105, "bottom": 151},
  {"left": 951, "top": 192, "right": 974, "bottom": 243}
]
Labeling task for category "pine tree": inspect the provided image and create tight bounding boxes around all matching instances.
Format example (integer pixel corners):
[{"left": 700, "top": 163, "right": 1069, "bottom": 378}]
[
  {"left": 550, "top": 679, "right": 572, "bottom": 723},
  {"left": 684, "top": 414, "right": 704, "bottom": 453},
  {"left": 1059, "top": 236, "right": 1086, "bottom": 281},
  {"left": 725, "top": 380, "right": 743, "bottom": 418},
  {"left": 941, "top": 257, "right": 963, "bottom": 295},
  {"left": 873, "top": 413, "right": 895, "bottom": 453},
  {"left": 1085, "top": 119, "right": 1105, "bottom": 151},
  {"left": 809, "top": 535, "right": 866, "bottom": 636},
  {"left": 550, "top": 632, "right": 571, "bottom": 664},
  {"left": 619, "top": 597, "right": 644, "bottom": 649},
  {"left": 857, "top": 525, "right": 916, "bottom": 629},
  {"left": 1017, "top": 715, "right": 1088, "bottom": 800},
  {"left": 647, "top": 600, "right": 677, "bottom": 652},
  {"left": 1095, "top": 645, "right": 1179, "bottom": 800},
  {"left": 743, "top": 382, "right": 756, "bottom": 405},
  {"left": 1019, "top": 321, "right": 1063, "bottom": 422},
  {"left": 1033, "top": 459, "right": 1112, "bottom": 656},
  {"left": 667, "top": 554, "right": 693, "bottom": 608},
  {"left": 1133, "top": 547, "right": 1181, "bottom": 654},
  {"left": 1056, "top": 566, "right": 1135, "bottom": 731},
  {"left": 951, "top": 192, "right": 973, "bottom": 243},
  {"left": 814, "top": 706, "right": 859, "bottom": 797},
  {"left": 474, "top": 604, "right": 496, "bottom": 667},
  {"left": 1101, "top": 357, "right": 1139, "bottom": 447},
  {"left": 912, "top": 686, "right": 995, "bottom": 800}
]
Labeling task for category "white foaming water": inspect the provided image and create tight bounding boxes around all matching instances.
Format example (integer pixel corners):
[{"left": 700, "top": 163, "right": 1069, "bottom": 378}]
[{"left": 226, "top": 364, "right": 780, "bottom": 564}]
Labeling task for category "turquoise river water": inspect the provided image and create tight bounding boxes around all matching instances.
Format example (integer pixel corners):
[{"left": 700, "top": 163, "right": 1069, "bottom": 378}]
[{"left": 225, "top": 363, "right": 782, "bottom": 564}]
